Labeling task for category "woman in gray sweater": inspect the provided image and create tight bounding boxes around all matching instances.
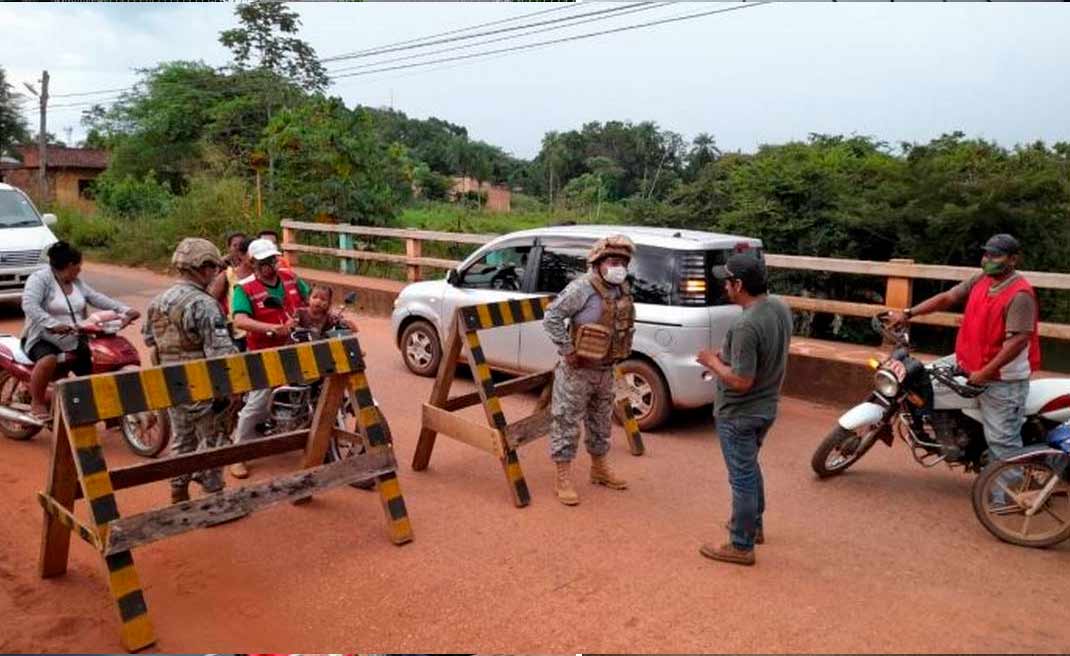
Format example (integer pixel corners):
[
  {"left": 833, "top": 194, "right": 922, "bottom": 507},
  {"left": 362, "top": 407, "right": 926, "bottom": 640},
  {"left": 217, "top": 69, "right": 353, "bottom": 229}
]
[{"left": 20, "top": 241, "right": 137, "bottom": 420}]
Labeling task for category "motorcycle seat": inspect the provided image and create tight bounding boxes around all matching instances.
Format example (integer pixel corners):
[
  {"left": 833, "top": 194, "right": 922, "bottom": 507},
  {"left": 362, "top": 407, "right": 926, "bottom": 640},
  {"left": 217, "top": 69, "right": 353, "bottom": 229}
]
[{"left": 0, "top": 335, "right": 33, "bottom": 366}]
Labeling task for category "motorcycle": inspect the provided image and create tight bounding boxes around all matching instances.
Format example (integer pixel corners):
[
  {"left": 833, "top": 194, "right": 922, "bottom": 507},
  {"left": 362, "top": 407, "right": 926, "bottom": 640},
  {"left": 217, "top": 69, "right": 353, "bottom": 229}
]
[
  {"left": 970, "top": 425, "right": 1070, "bottom": 548},
  {"left": 258, "top": 292, "right": 376, "bottom": 490},
  {"left": 811, "top": 312, "right": 1070, "bottom": 481},
  {"left": 0, "top": 310, "right": 170, "bottom": 457}
]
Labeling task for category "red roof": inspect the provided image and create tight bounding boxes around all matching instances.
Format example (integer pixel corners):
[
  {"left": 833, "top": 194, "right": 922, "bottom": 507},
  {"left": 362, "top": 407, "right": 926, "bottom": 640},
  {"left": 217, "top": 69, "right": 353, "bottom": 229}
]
[{"left": 13, "top": 146, "right": 109, "bottom": 170}]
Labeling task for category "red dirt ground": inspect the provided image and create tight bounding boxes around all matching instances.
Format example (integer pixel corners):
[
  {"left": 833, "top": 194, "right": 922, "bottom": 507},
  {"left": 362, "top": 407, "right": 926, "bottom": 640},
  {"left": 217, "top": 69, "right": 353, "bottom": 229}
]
[{"left": 0, "top": 263, "right": 1067, "bottom": 653}]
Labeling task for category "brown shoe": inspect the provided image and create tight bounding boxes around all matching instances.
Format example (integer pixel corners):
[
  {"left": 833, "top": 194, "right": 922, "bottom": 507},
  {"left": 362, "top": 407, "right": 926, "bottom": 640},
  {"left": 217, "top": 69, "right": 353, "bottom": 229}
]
[
  {"left": 229, "top": 462, "right": 249, "bottom": 479},
  {"left": 590, "top": 454, "right": 628, "bottom": 490},
  {"left": 555, "top": 461, "right": 580, "bottom": 506},
  {"left": 724, "top": 521, "right": 764, "bottom": 545},
  {"left": 700, "top": 542, "right": 755, "bottom": 566}
]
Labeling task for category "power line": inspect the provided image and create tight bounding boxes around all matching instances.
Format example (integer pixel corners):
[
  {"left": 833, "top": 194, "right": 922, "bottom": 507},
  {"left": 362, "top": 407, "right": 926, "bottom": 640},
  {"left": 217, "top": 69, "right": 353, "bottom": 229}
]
[
  {"left": 320, "top": 2, "right": 583, "bottom": 63},
  {"left": 324, "top": 2, "right": 653, "bottom": 65},
  {"left": 24, "top": 3, "right": 641, "bottom": 103},
  {"left": 329, "top": 2, "right": 671, "bottom": 76},
  {"left": 48, "top": 96, "right": 125, "bottom": 110},
  {"left": 333, "top": 2, "right": 770, "bottom": 81},
  {"left": 50, "top": 86, "right": 132, "bottom": 99}
]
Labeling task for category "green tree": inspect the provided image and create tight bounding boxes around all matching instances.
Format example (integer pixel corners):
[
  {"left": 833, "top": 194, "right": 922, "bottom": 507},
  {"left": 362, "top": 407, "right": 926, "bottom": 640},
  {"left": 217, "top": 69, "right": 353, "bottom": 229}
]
[
  {"left": 685, "top": 133, "right": 720, "bottom": 180},
  {"left": 262, "top": 97, "right": 411, "bottom": 225},
  {"left": 219, "top": 0, "right": 329, "bottom": 94},
  {"left": 0, "top": 66, "right": 30, "bottom": 160}
]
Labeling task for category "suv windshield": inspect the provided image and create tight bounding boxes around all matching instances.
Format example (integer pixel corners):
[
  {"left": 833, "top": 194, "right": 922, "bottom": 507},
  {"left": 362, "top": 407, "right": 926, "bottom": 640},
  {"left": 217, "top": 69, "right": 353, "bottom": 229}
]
[{"left": 0, "top": 190, "right": 44, "bottom": 228}]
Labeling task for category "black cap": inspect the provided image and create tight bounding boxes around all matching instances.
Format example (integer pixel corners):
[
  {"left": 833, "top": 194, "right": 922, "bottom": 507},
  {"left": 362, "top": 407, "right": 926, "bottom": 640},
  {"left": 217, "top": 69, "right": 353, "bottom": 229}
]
[
  {"left": 982, "top": 233, "right": 1021, "bottom": 256},
  {"left": 712, "top": 253, "right": 767, "bottom": 288}
]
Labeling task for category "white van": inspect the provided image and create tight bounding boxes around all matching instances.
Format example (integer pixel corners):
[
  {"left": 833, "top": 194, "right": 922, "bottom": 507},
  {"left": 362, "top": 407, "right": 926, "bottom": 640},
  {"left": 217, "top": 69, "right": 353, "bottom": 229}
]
[
  {"left": 0, "top": 183, "right": 59, "bottom": 301},
  {"left": 391, "top": 225, "right": 764, "bottom": 430}
]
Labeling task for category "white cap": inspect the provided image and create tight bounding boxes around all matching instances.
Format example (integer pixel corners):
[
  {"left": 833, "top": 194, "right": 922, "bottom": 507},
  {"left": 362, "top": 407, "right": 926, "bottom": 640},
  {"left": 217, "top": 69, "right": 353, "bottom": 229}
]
[{"left": 247, "top": 238, "right": 281, "bottom": 262}]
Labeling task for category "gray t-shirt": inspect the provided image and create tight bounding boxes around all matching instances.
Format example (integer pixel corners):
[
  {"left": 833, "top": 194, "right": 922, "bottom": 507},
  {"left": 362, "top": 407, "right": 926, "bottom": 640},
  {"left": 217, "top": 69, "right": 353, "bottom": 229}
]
[{"left": 714, "top": 296, "right": 794, "bottom": 420}]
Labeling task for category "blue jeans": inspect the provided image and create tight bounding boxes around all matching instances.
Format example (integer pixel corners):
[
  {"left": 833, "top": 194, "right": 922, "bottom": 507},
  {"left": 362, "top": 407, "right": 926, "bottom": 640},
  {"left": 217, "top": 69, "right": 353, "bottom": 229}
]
[
  {"left": 717, "top": 415, "right": 774, "bottom": 551},
  {"left": 979, "top": 379, "right": 1029, "bottom": 461}
]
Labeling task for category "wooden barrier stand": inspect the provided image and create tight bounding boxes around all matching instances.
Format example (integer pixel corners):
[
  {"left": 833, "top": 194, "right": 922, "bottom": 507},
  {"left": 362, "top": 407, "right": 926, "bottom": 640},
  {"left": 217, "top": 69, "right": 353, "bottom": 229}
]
[
  {"left": 412, "top": 298, "right": 644, "bottom": 507},
  {"left": 37, "top": 336, "right": 412, "bottom": 651}
]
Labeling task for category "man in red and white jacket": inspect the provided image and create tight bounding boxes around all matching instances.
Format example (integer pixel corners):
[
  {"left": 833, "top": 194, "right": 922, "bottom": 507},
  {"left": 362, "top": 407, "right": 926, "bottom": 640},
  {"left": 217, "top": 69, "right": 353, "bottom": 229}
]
[
  {"left": 890, "top": 234, "right": 1040, "bottom": 459},
  {"left": 228, "top": 237, "right": 311, "bottom": 478}
]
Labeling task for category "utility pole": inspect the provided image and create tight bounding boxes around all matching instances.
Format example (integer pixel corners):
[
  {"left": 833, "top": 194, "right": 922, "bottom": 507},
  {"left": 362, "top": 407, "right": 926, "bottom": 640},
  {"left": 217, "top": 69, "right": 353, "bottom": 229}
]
[
  {"left": 36, "top": 71, "right": 48, "bottom": 201},
  {"left": 22, "top": 71, "right": 49, "bottom": 202}
]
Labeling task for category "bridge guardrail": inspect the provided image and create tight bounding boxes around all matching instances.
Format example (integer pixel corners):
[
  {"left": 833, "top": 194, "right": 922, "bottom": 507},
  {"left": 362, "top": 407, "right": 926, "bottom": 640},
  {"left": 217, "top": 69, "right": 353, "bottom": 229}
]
[{"left": 281, "top": 219, "right": 1070, "bottom": 341}]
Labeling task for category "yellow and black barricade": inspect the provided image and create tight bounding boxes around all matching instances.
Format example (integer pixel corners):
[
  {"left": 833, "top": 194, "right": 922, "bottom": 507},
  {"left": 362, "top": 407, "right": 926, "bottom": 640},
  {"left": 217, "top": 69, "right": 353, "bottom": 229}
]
[
  {"left": 412, "top": 298, "right": 644, "bottom": 507},
  {"left": 37, "top": 336, "right": 412, "bottom": 652}
]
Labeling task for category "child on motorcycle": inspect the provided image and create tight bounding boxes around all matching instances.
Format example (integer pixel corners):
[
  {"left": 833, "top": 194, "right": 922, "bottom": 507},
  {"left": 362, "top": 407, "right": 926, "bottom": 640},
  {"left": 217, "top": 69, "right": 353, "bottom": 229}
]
[{"left": 294, "top": 284, "right": 358, "bottom": 340}]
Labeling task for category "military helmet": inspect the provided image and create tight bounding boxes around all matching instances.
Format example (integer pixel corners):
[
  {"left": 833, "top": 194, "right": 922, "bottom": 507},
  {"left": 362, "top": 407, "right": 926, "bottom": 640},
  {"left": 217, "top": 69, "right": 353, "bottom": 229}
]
[
  {"left": 587, "top": 234, "right": 635, "bottom": 265},
  {"left": 172, "top": 238, "right": 225, "bottom": 271}
]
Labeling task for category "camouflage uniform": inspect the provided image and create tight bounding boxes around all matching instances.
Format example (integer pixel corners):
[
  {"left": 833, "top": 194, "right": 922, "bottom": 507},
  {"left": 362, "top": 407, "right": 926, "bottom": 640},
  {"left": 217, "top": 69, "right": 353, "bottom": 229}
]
[
  {"left": 143, "top": 240, "right": 237, "bottom": 501},
  {"left": 543, "top": 235, "right": 636, "bottom": 474},
  {"left": 543, "top": 275, "right": 621, "bottom": 463}
]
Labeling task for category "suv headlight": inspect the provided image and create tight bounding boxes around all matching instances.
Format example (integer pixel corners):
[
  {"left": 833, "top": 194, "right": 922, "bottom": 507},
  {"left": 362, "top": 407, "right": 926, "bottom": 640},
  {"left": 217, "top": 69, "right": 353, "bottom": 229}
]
[{"left": 874, "top": 369, "right": 900, "bottom": 398}]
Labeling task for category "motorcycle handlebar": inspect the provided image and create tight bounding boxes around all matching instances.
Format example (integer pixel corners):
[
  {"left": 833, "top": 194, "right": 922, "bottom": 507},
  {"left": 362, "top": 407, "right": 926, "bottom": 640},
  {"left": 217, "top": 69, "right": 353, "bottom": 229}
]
[
  {"left": 872, "top": 312, "right": 910, "bottom": 348},
  {"left": 930, "top": 364, "right": 986, "bottom": 398}
]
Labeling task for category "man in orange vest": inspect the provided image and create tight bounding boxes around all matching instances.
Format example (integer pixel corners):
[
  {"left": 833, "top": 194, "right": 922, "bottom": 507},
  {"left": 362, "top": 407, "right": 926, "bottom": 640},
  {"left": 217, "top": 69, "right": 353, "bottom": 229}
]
[
  {"left": 890, "top": 234, "right": 1040, "bottom": 460},
  {"left": 228, "top": 237, "right": 311, "bottom": 478}
]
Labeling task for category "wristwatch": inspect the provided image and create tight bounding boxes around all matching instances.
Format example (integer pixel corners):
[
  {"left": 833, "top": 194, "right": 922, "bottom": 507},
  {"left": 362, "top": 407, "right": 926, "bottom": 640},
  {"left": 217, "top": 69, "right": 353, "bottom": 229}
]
[{"left": 903, "top": 307, "right": 914, "bottom": 319}]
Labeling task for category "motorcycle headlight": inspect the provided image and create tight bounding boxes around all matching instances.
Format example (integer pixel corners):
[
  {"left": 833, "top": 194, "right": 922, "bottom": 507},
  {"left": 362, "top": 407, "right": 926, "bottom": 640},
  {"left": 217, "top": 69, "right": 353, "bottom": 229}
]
[{"left": 874, "top": 369, "right": 900, "bottom": 398}]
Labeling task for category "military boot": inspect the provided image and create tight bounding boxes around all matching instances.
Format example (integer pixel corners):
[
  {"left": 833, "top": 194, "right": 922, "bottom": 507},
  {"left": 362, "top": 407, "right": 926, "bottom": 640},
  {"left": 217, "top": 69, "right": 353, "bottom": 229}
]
[
  {"left": 555, "top": 461, "right": 580, "bottom": 506},
  {"left": 194, "top": 468, "right": 225, "bottom": 494},
  {"left": 170, "top": 484, "right": 190, "bottom": 505},
  {"left": 590, "top": 454, "right": 628, "bottom": 489}
]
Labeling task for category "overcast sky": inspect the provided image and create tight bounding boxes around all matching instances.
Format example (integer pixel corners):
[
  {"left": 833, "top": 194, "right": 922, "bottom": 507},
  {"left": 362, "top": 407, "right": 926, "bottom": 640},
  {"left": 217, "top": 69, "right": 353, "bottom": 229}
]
[{"left": 3, "top": 1, "right": 1068, "bottom": 159}]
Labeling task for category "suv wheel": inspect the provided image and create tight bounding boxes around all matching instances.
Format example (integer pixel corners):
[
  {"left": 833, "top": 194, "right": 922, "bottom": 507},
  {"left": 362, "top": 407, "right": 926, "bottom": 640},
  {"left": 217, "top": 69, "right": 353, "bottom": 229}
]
[
  {"left": 616, "top": 358, "right": 671, "bottom": 431},
  {"left": 400, "top": 320, "right": 442, "bottom": 377}
]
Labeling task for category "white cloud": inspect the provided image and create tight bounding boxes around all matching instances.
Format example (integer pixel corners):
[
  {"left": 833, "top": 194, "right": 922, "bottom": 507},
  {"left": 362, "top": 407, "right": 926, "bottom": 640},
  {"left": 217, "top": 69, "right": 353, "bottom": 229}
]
[{"left": 2, "top": 2, "right": 1068, "bottom": 156}]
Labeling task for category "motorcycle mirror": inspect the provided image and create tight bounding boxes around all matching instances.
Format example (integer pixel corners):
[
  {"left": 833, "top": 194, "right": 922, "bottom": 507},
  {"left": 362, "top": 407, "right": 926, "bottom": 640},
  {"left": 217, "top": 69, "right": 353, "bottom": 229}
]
[{"left": 343, "top": 291, "right": 358, "bottom": 305}]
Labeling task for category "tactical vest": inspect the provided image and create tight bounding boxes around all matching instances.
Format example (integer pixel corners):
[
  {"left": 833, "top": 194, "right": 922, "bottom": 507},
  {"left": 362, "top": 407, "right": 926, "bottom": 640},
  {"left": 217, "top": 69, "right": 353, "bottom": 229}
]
[
  {"left": 570, "top": 272, "right": 635, "bottom": 364},
  {"left": 148, "top": 284, "right": 209, "bottom": 364}
]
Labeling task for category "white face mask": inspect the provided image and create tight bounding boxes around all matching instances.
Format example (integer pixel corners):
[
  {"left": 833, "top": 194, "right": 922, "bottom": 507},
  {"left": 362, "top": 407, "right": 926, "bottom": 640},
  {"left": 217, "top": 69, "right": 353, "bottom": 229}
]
[{"left": 603, "top": 265, "right": 628, "bottom": 285}]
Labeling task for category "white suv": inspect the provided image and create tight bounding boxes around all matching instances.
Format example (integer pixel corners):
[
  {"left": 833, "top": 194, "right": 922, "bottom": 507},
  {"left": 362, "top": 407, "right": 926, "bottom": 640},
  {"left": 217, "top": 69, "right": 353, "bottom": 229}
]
[
  {"left": 391, "top": 225, "right": 763, "bottom": 430},
  {"left": 0, "top": 183, "right": 59, "bottom": 301}
]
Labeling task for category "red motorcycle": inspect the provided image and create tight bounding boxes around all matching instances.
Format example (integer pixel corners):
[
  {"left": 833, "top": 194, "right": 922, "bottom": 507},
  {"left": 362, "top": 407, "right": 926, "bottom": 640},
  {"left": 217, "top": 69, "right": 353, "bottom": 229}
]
[{"left": 0, "top": 311, "right": 170, "bottom": 456}]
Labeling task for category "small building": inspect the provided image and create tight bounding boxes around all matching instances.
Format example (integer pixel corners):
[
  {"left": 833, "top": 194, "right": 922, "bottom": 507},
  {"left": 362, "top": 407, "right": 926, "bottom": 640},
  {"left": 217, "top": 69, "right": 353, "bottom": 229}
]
[
  {"left": 0, "top": 146, "right": 109, "bottom": 213},
  {"left": 450, "top": 176, "right": 511, "bottom": 213}
]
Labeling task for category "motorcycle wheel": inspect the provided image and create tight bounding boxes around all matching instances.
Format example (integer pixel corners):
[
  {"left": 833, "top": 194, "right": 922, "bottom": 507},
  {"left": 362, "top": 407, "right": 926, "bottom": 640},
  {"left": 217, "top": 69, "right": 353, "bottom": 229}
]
[
  {"left": 0, "top": 371, "right": 42, "bottom": 441},
  {"left": 811, "top": 424, "right": 883, "bottom": 478},
  {"left": 120, "top": 410, "right": 171, "bottom": 458},
  {"left": 971, "top": 456, "right": 1070, "bottom": 548},
  {"left": 324, "top": 398, "right": 376, "bottom": 490}
]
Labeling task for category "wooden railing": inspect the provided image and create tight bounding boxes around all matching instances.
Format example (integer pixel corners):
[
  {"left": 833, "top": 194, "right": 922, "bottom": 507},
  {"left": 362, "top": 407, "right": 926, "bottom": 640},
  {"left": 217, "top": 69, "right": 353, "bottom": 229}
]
[{"left": 281, "top": 219, "right": 1070, "bottom": 340}]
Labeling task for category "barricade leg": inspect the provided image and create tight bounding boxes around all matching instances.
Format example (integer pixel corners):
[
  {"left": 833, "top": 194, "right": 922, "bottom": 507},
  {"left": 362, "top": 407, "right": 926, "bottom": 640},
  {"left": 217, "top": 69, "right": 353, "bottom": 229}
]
[
  {"left": 348, "top": 372, "right": 413, "bottom": 545},
  {"left": 39, "top": 415, "right": 79, "bottom": 577},
  {"left": 68, "top": 422, "right": 156, "bottom": 652},
  {"left": 613, "top": 368, "right": 646, "bottom": 456}
]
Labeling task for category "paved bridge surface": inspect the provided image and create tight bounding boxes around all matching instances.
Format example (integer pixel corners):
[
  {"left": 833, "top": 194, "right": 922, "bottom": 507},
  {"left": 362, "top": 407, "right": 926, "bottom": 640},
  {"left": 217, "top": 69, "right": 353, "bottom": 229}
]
[{"left": 0, "top": 262, "right": 1066, "bottom": 653}]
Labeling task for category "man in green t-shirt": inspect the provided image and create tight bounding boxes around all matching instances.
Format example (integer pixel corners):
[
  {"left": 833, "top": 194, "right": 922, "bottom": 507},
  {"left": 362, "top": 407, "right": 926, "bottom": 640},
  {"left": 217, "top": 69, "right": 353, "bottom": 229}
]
[
  {"left": 696, "top": 253, "right": 793, "bottom": 567},
  {"left": 229, "top": 237, "right": 310, "bottom": 479}
]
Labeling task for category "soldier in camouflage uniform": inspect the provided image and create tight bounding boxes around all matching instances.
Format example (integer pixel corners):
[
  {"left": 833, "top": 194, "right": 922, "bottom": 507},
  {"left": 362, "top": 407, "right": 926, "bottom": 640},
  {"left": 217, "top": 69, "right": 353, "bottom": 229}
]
[
  {"left": 543, "top": 234, "right": 636, "bottom": 505},
  {"left": 143, "top": 238, "right": 239, "bottom": 504}
]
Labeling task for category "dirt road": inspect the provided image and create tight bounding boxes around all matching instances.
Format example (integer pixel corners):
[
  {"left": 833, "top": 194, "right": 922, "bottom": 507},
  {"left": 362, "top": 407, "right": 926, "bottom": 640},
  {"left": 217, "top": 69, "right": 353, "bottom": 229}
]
[{"left": 0, "top": 263, "right": 1067, "bottom": 653}]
